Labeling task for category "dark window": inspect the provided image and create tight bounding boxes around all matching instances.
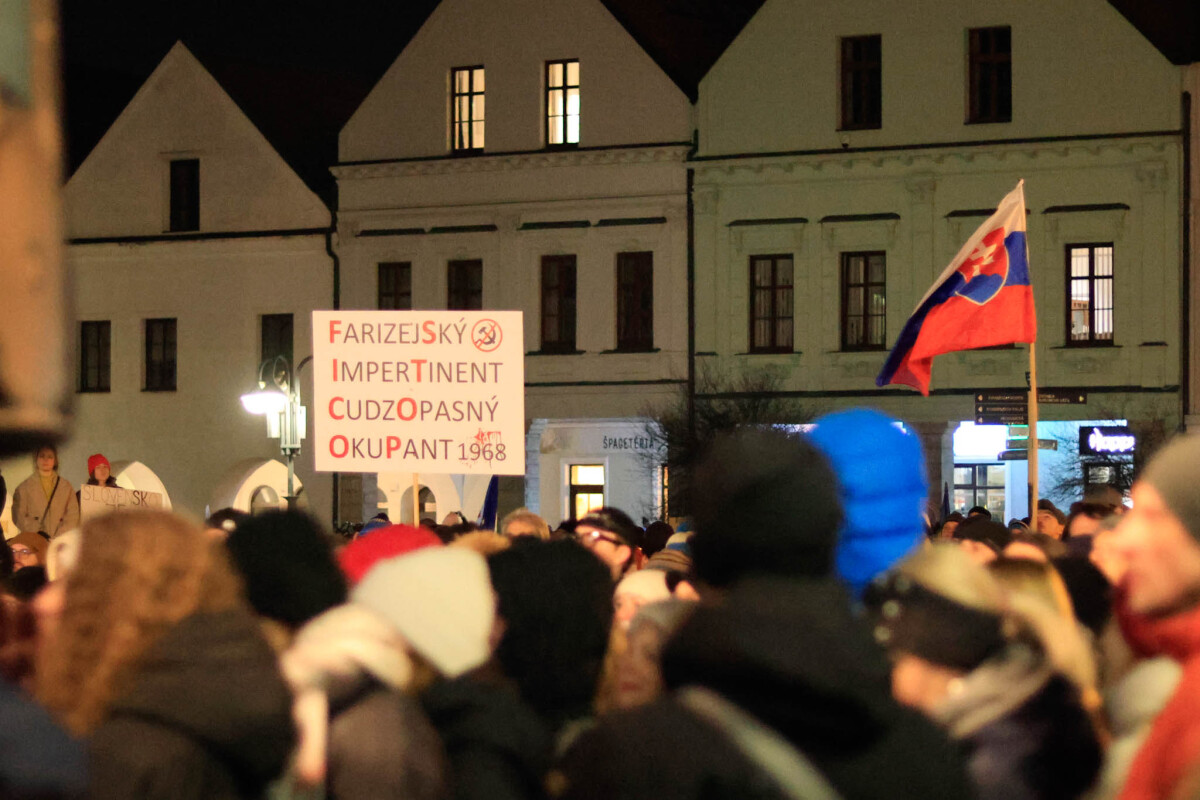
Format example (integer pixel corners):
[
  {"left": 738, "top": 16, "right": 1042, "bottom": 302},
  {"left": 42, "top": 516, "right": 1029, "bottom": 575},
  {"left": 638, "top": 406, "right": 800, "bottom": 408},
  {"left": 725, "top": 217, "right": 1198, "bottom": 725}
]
[
  {"left": 968, "top": 27, "right": 1012, "bottom": 124},
  {"left": 1066, "top": 244, "right": 1114, "bottom": 345},
  {"left": 79, "top": 321, "right": 111, "bottom": 393},
  {"left": 616, "top": 251, "right": 653, "bottom": 351},
  {"left": 840, "top": 251, "right": 887, "bottom": 350},
  {"left": 546, "top": 59, "right": 580, "bottom": 146},
  {"left": 144, "top": 318, "right": 176, "bottom": 392},
  {"left": 169, "top": 158, "right": 200, "bottom": 232},
  {"left": 451, "top": 66, "right": 485, "bottom": 152},
  {"left": 953, "top": 464, "right": 1006, "bottom": 519},
  {"left": 749, "top": 255, "right": 793, "bottom": 353},
  {"left": 378, "top": 262, "right": 413, "bottom": 310},
  {"left": 261, "top": 313, "right": 293, "bottom": 367},
  {"left": 840, "top": 35, "right": 881, "bottom": 130},
  {"left": 541, "top": 254, "right": 577, "bottom": 353},
  {"left": 447, "top": 259, "right": 483, "bottom": 310}
]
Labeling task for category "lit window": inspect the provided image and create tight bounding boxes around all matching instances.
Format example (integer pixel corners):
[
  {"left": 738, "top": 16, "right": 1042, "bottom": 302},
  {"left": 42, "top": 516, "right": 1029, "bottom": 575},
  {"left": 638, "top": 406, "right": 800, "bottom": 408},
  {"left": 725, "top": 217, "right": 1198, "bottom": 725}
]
[
  {"left": 953, "top": 464, "right": 1006, "bottom": 519},
  {"left": 547, "top": 60, "right": 580, "bottom": 146},
  {"left": 1066, "top": 244, "right": 1114, "bottom": 345},
  {"left": 570, "top": 464, "right": 605, "bottom": 520},
  {"left": 749, "top": 254, "right": 793, "bottom": 353},
  {"left": 451, "top": 66, "right": 485, "bottom": 152}
]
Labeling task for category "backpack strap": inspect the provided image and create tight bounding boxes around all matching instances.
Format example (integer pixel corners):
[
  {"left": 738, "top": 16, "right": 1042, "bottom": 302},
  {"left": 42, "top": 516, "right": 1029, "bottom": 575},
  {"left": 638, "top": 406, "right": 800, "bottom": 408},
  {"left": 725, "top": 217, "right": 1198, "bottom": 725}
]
[
  {"left": 38, "top": 476, "right": 60, "bottom": 532},
  {"left": 677, "top": 686, "right": 843, "bottom": 800}
]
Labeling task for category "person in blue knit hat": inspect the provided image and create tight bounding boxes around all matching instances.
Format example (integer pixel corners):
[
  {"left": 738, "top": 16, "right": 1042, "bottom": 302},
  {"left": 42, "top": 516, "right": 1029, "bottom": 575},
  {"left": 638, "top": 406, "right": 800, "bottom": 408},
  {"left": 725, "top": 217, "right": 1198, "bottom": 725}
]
[{"left": 807, "top": 408, "right": 928, "bottom": 597}]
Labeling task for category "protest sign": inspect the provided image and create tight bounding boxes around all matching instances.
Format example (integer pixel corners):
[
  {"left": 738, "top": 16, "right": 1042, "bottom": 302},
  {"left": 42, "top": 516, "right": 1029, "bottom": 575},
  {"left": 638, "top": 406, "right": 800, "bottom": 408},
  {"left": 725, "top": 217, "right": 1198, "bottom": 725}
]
[
  {"left": 312, "top": 310, "right": 524, "bottom": 475},
  {"left": 80, "top": 484, "right": 164, "bottom": 520}
]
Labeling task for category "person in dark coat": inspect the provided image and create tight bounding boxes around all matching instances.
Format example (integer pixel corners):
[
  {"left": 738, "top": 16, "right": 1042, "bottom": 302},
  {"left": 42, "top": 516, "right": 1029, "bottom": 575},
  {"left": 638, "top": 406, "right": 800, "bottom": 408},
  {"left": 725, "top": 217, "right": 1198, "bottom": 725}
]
[
  {"left": 34, "top": 511, "right": 295, "bottom": 799},
  {"left": 554, "top": 427, "right": 973, "bottom": 800}
]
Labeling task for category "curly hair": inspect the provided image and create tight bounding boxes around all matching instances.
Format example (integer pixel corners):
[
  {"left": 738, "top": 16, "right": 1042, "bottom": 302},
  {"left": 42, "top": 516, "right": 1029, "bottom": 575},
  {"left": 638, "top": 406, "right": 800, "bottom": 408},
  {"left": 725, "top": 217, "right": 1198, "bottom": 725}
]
[{"left": 35, "top": 511, "right": 245, "bottom": 735}]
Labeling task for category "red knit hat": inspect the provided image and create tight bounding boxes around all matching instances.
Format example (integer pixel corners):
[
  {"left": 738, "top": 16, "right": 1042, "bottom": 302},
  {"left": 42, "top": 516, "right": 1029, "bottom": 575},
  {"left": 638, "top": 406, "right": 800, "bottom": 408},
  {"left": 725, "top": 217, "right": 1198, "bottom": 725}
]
[
  {"left": 337, "top": 524, "right": 442, "bottom": 585},
  {"left": 87, "top": 453, "right": 110, "bottom": 476}
]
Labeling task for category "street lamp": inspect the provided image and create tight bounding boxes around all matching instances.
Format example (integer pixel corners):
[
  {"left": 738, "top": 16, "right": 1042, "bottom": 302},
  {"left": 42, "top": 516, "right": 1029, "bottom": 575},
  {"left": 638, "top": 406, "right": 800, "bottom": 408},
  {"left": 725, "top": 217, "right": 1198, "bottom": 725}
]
[{"left": 240, "top": 355, "right": 311, "bottom": 509}]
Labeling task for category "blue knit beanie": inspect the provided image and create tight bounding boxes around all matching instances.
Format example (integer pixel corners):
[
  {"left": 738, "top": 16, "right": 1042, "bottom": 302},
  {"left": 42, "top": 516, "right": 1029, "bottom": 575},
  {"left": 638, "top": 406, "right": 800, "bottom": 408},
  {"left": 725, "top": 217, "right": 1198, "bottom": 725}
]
[{"left": 807, "top": 409, "right": 928, "bottom": 597}]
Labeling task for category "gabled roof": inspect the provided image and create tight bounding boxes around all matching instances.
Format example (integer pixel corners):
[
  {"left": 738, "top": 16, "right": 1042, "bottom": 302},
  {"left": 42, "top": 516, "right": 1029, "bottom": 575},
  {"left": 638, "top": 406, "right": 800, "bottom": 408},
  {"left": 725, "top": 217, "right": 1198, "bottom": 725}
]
[{"left": 1107, "top": 0, "right": 1200, "bottom": 65}]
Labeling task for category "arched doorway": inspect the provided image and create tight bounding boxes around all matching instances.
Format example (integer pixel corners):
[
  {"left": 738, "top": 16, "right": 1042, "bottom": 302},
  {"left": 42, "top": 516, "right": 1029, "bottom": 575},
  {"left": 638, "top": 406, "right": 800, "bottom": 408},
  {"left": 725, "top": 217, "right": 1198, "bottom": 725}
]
[{"left": 399, "top": 485, "right": 437, "bottom": 526}]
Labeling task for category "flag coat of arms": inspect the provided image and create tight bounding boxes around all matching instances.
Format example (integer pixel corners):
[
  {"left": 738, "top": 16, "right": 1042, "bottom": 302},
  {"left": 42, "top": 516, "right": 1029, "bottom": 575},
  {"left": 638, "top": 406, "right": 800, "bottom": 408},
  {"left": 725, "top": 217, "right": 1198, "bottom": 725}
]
[{"left": 877, "top": 180, "right": 1036, "bottom": 394}]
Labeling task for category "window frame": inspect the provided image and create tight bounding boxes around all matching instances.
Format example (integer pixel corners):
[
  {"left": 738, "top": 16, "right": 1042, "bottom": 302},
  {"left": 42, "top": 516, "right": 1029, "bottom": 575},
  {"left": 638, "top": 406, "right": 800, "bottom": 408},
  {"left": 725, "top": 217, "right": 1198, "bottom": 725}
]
[
  {"left": 168, "top": 158, "right": 200, "bottom": 232},
  {"left": 839, "top": 34, "right": 882, "bottom": 131},
  {"left": 143, "top": 318, "right": 177, "bottom": 392},
  {"left": 568, "top": 463, "right": 605, "bottom": 521},
  {"left": 447, "top": 259, "right": 483, "bottom": 310},
  {"left": 79, "top": 320, "right": 111, "bottom": 393},
  {"left": 546, "top": 59, "right": 580, "bottom": 148},
  {"left": 967, "top": 26, "right": 1012, "bottom": 124},
  {"left": 616, "top": 251, "right": 654, "bottom": 352},
  {"left": 540, "top": 254, "right": 578, "bottom": 354},
  {"left": 1064, "top": 243, "right": 1115, "bottom": 347},
  {"left": 748, "top": 254, "right": 794, "bottom": 354},
  {"left": 839, "top": 251, "right": 887, "bottom": 351},
  {"left": 260, "top": 313, "right": 294, "bottom": 369},
  {"left": 450, "top": 66, "right": 485, "bottom": 153},
  {"left": 953, "top": 462, "right": 1006, "bottom": 518},
  {"left": 378, "top": 262, "right": 413, "bottom": 310}
]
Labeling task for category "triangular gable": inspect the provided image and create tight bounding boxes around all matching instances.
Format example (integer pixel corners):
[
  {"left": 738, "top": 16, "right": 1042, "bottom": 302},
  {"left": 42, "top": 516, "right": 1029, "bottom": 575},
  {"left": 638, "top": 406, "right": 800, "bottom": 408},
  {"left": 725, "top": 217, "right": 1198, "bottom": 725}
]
[{"left": 66, "top": 42, "right": 329, "bottom": 238}]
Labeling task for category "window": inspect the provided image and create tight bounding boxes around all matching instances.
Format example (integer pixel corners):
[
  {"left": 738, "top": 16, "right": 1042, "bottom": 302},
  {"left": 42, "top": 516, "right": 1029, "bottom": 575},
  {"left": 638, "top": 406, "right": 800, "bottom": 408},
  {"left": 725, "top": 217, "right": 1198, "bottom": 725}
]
[
  {"left": 447, "top": 259, "right": 483, "bottom": 310},
  {"left": 451, "top": 66, "right": 485, "bottom": 152},
  {"left": 169, "top": 158, "right": 200, "bottom": 232},
  {"left": 1066, "top": 244, "right": 1114, "bottom": 345},
  {"left": 569, "top": 464, "right": 605, "bottom": 521},
  {"left": 968, "top": 26, "right": 1011, "bottom": 124},
  {"left": 953, "top": 463, "right": 1006, "bottom": 519},
  {"left": 144, "top": 318, "right": 176, "bottom": 392},
  {"left": 546, "top": 59, "right": 580, "bottom": 146},
  {"left": 378, "top": 262, "right": 412, "bottom": 310},
  {"left": 840, "top": 35, "right": 881, "bottom": 130},
  {"left": 616, "top": 251, "right": 653, "bottom": 351},
  {"left": 541, "top": 255, "right": 577, "bottom": 353},
  {"left": 79, "top": 321, "right": 111, "bottom": 393},
  {"left": 261, "top": 313, "right": 293, "bottom": 368},
  {"left": 840, "top": 251, "right": 886, "bottom": 350},
  {"left": 749, "top": 255, "right": 793, "bottom": 353}
]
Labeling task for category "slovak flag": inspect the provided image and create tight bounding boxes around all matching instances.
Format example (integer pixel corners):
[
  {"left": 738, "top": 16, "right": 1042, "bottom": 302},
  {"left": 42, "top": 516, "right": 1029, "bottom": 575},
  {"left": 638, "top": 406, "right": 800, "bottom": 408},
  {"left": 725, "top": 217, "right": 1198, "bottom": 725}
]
[{"left": 876, "top": 180, "right": 1036, "bottom": 395}]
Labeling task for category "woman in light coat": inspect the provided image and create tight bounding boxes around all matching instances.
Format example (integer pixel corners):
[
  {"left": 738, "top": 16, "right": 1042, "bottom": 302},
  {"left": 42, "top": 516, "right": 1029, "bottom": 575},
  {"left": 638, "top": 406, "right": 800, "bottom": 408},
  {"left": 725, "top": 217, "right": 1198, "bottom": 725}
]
[{"left": 10, "top": 445, "right": 79, "bottom": 538}]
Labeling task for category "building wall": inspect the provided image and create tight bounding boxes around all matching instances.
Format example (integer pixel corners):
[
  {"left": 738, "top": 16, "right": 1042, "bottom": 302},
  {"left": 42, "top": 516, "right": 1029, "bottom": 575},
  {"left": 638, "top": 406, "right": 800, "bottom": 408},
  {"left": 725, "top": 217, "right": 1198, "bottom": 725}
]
[
  {"left": 1187, "top": 64, "right": 1200, "bottom": 430},
  {"left": 340, "top": 0, "right": 692, "bottom": 160},
  {"left": 48, "top": 43, "right": 335, "bottom": 525},
  {"left": 691, "top": 0, "right": 1185, "bottom": 497},
  {"left": 697, "top": 0, "right": 1180, "bottom": 157}
]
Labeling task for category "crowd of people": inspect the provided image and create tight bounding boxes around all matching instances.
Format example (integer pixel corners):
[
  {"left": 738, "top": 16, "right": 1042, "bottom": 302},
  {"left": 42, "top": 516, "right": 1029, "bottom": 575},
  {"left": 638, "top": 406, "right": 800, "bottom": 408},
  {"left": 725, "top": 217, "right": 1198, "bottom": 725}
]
[{"left": 1, "top": 412, "right": 1199, "bottom": 800}]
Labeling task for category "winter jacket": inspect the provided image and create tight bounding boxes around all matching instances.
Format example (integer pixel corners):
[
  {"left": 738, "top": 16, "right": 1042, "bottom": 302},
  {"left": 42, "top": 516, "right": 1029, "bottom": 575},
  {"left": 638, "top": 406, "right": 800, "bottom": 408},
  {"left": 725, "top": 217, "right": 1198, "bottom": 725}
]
[
  {"left": 935, "top": 646, "right": 1101, "bottom": 800},
  {"left": 88, "top": 609, "right": 295, "bottom": 800},
  {"left": 422, "top": 666, "right": 554, "bottom": 800},
  {"left": 1116, "top": 590, "right": 1200, "bottom": 800},
  {"left": 556, "top": 575, "right": 973, "bottom": 800},
  {"left": 10, "top": 473, "right": 78, "bottom": 537},
  {"left": 0, "top": 677, "right": 87, "bottom": 799}
]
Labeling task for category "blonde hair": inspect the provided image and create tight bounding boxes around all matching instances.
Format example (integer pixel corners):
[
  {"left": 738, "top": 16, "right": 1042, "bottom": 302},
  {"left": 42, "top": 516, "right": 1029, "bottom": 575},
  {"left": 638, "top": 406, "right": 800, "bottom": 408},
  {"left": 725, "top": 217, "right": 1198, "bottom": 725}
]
[
  {"left": 499, "top": 508, "right": 551, "bottom": 540},
  {"left": 451, "top": 530, "right": 513, "bottom": 557},
  {"left": 900, "top": 545, "right": 1100, "bottom": 720},
  {"left": 35, "top": 511, "right": 244, "bottom": 735}
]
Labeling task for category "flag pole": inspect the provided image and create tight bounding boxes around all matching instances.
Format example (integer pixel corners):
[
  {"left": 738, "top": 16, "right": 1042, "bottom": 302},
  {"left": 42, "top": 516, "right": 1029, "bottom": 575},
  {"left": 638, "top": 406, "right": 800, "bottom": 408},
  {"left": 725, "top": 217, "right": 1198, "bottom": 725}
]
[{"left": 1028, "top": 343, "right": 1039, "bottom": 532}]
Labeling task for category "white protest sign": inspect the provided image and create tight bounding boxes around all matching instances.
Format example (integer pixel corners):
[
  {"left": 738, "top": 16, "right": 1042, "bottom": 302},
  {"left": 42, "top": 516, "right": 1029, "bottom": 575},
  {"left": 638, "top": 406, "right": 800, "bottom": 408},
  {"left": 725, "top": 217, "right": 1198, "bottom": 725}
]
[
  {"left": 312, "top": 310, "right": 524, "bottom": 475},
  {"left": 80, "top": 484, "right": 164, "bottom": 520}
]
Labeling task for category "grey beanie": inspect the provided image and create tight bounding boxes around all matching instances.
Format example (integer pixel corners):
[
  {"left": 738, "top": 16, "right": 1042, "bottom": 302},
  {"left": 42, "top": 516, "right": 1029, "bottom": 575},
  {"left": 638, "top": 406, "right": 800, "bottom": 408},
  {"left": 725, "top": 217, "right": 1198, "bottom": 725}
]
[{"left": 1139, "top": 434, "right": 1200, "bottom": 541}]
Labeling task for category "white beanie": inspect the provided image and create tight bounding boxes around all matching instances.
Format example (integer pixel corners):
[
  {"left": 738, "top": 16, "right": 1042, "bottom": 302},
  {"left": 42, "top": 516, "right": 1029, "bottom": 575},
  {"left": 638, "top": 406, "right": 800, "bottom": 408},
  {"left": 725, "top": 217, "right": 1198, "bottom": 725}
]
[{"left": 351, "top": 547, "right": 495, "bottom": 678}]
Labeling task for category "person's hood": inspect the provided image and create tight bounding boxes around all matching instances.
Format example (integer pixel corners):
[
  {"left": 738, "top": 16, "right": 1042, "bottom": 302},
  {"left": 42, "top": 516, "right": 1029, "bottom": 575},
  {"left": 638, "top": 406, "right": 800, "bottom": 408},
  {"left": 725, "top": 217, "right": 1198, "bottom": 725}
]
[
  {"left": 661, "top": 575, "right": 898, "bottom": 751},
  {"left": 1115, "top": 585, "right": 1200, "bottom": 663},
  {"left": 106, "top": 609, "right": 296, "bottom": 788},
  {"left": 421, "top": 667, "right": 553, "bottom": 786}
]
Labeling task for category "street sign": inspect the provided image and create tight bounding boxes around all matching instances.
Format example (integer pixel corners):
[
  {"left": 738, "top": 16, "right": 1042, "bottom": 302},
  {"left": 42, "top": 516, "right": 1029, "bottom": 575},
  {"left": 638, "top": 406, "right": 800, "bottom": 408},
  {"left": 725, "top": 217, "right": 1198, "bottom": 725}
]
[
  {"left": 976, "top": 413, "right": 1028, "bottom": 425},
  {"left": 1039, "top": 389, "right": 1088, "bottom": 405},
  {"left": 974, "top": 388, "right": 1085, "bottom": 425},
  {"left": 1005, "top": 438, "right": 1058, "bottom": 451},
  {"left": 998, "top": 449, "right": 1028, "bottom": 461}
]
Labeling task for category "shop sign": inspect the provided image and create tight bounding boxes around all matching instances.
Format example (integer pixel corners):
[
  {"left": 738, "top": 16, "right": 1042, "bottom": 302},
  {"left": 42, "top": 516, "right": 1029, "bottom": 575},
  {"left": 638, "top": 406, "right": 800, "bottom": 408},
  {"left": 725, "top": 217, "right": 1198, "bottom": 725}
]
[
  {"left": 1079, "top": 426, "right": 1136, "bottom": 456},
  {"left": 312, "top": 311, "right": 525, "bottom": 474}
]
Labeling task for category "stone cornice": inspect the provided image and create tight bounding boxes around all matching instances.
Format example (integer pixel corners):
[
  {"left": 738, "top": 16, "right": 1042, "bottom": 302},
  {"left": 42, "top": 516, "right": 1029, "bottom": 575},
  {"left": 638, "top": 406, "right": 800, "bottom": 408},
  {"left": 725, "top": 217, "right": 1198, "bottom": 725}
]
[{"left": 333, "top": 144, "right": 693, "bottom": 180}]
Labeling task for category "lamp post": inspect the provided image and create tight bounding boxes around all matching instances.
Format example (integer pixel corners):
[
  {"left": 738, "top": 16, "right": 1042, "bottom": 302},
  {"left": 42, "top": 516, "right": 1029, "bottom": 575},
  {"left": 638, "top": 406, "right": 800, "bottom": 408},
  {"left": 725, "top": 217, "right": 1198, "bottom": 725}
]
[{"left": 240, "top": 355, "right": 311, "bottom": 509}]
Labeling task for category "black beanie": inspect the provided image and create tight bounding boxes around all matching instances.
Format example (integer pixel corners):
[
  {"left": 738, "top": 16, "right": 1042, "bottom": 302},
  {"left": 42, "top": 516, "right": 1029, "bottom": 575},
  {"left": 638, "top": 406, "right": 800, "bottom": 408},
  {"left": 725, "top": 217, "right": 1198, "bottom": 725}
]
[
  {"left": 952, "top": 517, "right": 1013, "bottom": 553},
  {"left": 224, "top": 510, "right": 347, "bottom": 628},
  {"left": 688, "top": 427, "right": 842, "bottom": 587}
]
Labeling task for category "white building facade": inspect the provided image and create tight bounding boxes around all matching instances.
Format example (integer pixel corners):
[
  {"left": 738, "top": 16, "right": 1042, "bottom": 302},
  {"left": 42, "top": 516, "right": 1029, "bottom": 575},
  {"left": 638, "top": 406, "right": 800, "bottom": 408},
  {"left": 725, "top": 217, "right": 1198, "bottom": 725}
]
[
  {"left": 334, "top": 0, "right": 693, "bottom": 526},
  {"left": 0, "top": 43, "right": 337, "bottom": 534},
  {"left": 691, "top": 0, "right": 1188, "bottom": 517}
]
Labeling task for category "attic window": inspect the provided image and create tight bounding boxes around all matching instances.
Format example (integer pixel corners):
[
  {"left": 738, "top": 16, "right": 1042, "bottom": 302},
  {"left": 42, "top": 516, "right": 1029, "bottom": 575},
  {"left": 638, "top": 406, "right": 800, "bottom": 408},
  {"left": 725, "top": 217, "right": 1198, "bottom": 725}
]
[
  {"left": 451, "top": 66, "right": 485, "bottom": 152},
  {"left": 546, "top": 60, "right": 580, "bottom": 146},
  {"left": 169, "top": 158, "right": 200, "bottom": 232}
]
